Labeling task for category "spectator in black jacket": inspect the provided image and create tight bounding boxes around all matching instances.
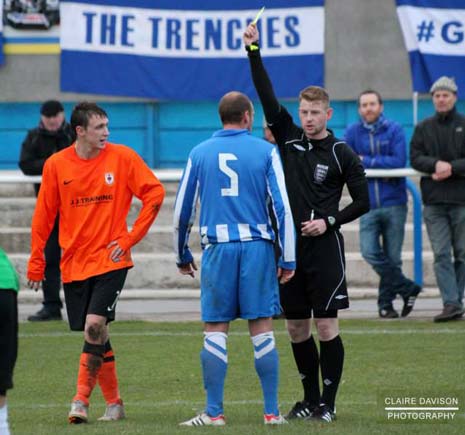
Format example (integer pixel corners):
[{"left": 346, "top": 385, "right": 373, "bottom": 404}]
[
  {"left": 410, "top": 77, "right": 465, "bottom": 322},
  {"left": 19, "top": 100, "right": 75, "bottom": 321}
]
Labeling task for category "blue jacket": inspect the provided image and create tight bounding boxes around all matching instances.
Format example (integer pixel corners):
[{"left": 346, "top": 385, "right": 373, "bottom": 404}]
[{"left": 345, "top": 114, "right": 407, "bottom": 209}]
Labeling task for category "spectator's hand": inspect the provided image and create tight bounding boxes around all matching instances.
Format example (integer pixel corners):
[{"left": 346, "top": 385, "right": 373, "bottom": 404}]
[
  {"left": 178, "top": 260, "right": 198, "bottom": 278},
  {"left": 28, "top": 280, "right": 41, "bottom": 292},
  {"left": 277, "top": 268, "right": 295, "bottom": 284},
  {"left": 433, "top": 160, "right": 452, "bottom": 181},
  {"left": 243, "top": 23, "right": 259, "bottom": 46},
  {"left": 301, "top": 218, "right": 327, "bottom": 237},
  {"left": 107, "top": 240, "right": 126, "bottom": 262}
]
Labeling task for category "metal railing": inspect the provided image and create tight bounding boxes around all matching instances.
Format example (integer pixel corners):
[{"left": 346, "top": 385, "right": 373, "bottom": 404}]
[
  {"left": 0, "top": 169, "right": 184, "bottom": 184},
  {"left": 0, "top": 168, "right": 425, "bottom": 285}
]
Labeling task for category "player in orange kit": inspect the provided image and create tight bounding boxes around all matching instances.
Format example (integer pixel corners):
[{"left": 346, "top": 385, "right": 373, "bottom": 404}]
[{"left": 27, "top": 102, "right": 165, "bottom": 424}]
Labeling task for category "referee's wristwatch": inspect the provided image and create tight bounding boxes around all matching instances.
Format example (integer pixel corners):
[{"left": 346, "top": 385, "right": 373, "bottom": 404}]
[{"left": 324, "top": 216, "right": 337, "bottom": 228}]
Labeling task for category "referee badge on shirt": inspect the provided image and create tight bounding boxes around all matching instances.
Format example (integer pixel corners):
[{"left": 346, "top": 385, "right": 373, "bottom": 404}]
[
  {"left": 104, "top": 172, "right": 115, "bottom": 185},
  {"left": 314, "top": 164, "right": 329, "bottom": 184}
]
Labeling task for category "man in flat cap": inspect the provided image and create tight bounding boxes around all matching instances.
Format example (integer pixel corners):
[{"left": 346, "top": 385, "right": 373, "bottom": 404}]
[
  {"left": 410, "top": 77, "right": 465, "bottom": 322},
  {"left": 19, "top": 100, "right": 75, "bottom": 321}
]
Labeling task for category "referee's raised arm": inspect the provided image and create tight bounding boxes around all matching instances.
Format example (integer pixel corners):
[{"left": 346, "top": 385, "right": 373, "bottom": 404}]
[{"left": 243, "top": 24, "right": 280, "bottom": 123}]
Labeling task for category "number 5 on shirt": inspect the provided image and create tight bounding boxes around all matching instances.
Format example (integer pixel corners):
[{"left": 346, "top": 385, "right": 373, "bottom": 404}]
[{"left": 219, "top": 153, "right": 239, "bottom": 197}]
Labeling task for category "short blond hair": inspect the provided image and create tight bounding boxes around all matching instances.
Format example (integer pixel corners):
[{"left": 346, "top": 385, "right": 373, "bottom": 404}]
[{"left": 299, "top": 86, "right": 329, "bottom": 108}]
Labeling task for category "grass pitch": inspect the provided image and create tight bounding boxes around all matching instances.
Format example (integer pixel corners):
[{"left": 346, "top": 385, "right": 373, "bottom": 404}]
[{"left": 9, "top": 319, "right": 465, "bottom": 434}]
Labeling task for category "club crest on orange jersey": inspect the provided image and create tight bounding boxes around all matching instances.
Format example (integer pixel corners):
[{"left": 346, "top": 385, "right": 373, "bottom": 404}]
[{"left": 105, "top": 172, "right": 114, "bottom": 185}]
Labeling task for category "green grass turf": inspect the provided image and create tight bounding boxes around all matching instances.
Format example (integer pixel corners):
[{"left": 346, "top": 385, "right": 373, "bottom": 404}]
[{"left": 9, "top": 319, "right": 465, "bottom": 434}]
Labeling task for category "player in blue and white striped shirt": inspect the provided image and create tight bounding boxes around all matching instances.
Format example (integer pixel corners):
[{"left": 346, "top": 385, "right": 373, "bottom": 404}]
[{"left": 174, "top": 91, "right": 295, "bottom": 427}]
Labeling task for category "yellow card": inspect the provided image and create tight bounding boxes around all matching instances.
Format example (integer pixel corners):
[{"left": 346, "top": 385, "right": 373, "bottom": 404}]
[{"left": 252, "top": 6, "right": 265, "bottom": 25}]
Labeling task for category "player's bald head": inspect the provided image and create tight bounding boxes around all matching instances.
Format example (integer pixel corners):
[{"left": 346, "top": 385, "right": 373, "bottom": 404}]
[{"left": 219, "top": 92, "right": 253, "bottom": 125}]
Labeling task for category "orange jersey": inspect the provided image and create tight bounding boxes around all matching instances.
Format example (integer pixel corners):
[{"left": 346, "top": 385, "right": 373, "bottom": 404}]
[{"left": 27, "top": 143, "right": 165, "bottom": 283}]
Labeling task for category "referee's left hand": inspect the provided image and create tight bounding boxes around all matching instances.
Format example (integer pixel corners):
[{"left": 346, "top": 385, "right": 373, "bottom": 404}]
[
  {"left": 243, "top": 23, "right": 259, "bottom": 46},
  {"left": 301, "top": 218, "right": 327, "bottom": 237}
]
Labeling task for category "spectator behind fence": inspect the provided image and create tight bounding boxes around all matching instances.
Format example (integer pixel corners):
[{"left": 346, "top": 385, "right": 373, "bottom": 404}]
[
  {"left": 0, "top": 248, "right": 19, "bottom": 435},
  {"left": 19, "top": 100, "right": 75, "bottom": 322},
  {"left": 345, "top": 90, "right": 421, "bottom": 319},
  {"left": 410, "top": 76, "right": 465, "bottom": 322}
]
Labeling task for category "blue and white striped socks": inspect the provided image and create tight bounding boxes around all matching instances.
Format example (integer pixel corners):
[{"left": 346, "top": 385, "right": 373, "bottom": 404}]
[
  {"left": 252, "top": 331, "right": 279, "bottom": 416},
  {"left": 0, "top": 403, "right": 10, "bottom": 435},
  {"left": 201, "top": 332, "right": 228, "bottom": 417}
]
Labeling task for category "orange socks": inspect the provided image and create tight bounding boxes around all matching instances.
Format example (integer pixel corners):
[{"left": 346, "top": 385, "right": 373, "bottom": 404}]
[
  {"left": 73, "top": 342, "right": 105, "bottom": 405},
  {"left": 98, "top": 341, "right": 121, "bottom": 405}
]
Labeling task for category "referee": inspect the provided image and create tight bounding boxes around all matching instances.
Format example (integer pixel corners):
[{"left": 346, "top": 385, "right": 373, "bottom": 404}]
[{"left": 244, "top": 24, "right": 369, "bottom": 422}]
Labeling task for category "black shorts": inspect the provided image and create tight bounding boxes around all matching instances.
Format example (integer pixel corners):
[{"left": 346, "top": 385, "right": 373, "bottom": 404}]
[
  {"left": 0, "top": 290, "right": 18, "bottom": 393},
  {"left": 280, "top": 230, "right": 349, "bottom": 319},
  {"left": 63, "top": 268, "right": 128, "bottom": 331}
]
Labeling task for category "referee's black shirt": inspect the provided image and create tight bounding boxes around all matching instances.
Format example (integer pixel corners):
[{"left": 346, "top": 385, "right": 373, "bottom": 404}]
[{"left": 247, "top": 47, "right": 369, "bottom": 234}]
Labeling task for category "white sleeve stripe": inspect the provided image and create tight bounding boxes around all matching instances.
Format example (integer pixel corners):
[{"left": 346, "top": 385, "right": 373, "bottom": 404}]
[
  {"left": 173, "top": 158, "right": 192, "bottom": 226},
  {"left": 284, "top": 133, "right": 305, "bottom": 145},
  {"left": 266, "top": 179, "right": 283, "bottom": 251},
  {"left": 173, "top": 158, "right": 195, "bottom": 263},
  {"left": 270, "top": 148, "right": 296, "bottom": 263},
  {"left": 191, "top": 181, "right": 199, "bottom": 224},
  {"left": 332, "top": 142, "right": 344, "bottom": 174},
  {"left": 181, "top": 180, "right": 199, "bottom": 254}
]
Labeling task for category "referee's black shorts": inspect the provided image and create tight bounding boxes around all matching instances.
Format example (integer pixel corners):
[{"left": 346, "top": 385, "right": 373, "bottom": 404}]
[
  {"left": 63, "top": 268, "right": 128, "bottom": 331},
  {"left": 0, "top": 290, "right": 18, "bottom": 394},
  {"left": 280, "top": 230, "right": 349, "bottom": 319}
]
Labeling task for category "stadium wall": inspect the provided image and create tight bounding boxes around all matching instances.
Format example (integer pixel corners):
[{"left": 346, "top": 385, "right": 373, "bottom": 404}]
[
  {"left": 2, "top": 99, "right": 465, "bottom": 170},
  {"left": 0, "top": 0, "right": 463, "bottom": 168}
]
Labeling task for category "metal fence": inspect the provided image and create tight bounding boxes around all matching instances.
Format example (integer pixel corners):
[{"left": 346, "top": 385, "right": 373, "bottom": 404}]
[{"left": 0, "top": 168, "right": 425, "bottom": 285}]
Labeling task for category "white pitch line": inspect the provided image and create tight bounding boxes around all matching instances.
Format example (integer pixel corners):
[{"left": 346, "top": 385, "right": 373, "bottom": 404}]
[
  {"left": 12, "top": 399, "right": 376, "bottom": 409},
  {"left": 385, "top": 407, "right": 459, "bottom": 411},
  {"left": 18, "top": 328, "right": 465, "bottom": 338}
]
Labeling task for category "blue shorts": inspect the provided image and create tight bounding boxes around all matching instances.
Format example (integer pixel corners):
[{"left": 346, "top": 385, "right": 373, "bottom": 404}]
[{"left": 200, "top": 240, "right": 280, "bottom": 322}]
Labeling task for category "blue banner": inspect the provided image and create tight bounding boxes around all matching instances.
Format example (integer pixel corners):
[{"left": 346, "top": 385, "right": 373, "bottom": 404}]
[
  {"left": 396, "top": 0, "right": 465, "bottom": 97},
  {"left": 0, "top": 7, "right": 4, "bottom": 66},
  {"left": 60, "top": 0, "right": 325, "bottom": 101}
]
